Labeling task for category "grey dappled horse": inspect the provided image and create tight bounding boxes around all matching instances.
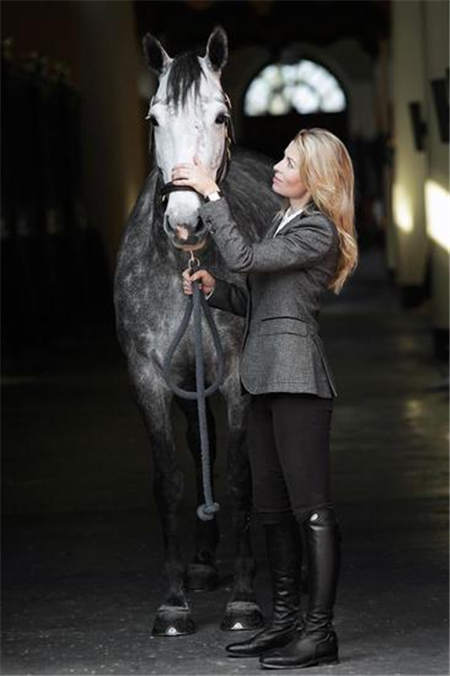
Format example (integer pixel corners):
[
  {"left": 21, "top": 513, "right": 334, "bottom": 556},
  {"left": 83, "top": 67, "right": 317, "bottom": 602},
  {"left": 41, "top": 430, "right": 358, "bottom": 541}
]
[{"left": 114, "top": 27, "right": 281, "bottom": 636}]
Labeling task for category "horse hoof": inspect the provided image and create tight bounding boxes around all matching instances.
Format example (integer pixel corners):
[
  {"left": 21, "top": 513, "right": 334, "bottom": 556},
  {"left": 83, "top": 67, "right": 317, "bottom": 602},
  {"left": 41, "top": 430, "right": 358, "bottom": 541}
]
[
  {"left": 152, "top": 606, "right": 196, "bottom": 636},
  {"left": 220, "top": 601, "right": 265, "bottom": 631},
  {"left": 186, "top": 562, "right": 219, "bottom": 591}
]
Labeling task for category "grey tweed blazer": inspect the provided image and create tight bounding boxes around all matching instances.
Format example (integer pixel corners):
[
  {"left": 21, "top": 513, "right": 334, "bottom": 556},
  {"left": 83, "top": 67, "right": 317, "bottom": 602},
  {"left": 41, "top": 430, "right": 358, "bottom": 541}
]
[{"left": 199, "top": 198, "right": 339, "bottom": 398}]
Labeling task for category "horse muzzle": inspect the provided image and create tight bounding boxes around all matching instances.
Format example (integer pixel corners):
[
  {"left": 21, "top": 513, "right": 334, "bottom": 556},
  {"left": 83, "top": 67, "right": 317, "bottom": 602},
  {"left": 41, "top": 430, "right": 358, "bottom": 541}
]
[
  {"left": 161, "top": 181, "right": 210, "bottom": 250},
  {"left": 164, "top": 217, "right": 208, "bottom": 251}
]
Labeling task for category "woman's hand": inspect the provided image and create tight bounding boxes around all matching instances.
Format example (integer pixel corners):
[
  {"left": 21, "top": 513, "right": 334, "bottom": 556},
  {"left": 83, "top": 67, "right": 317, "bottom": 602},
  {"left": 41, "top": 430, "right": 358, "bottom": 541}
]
[
  {"left": 172, "top": 157, "right": 218, "bottom": 197},
  {"left": 182, "top": 268, "right": 216, "bottom": 296}
]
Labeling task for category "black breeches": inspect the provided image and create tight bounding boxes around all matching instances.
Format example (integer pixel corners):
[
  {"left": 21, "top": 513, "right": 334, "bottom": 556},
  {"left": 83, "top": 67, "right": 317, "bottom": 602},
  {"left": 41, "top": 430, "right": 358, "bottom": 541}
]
[{"left": 247, "top": 392, "right": 334, "bottom": 524}]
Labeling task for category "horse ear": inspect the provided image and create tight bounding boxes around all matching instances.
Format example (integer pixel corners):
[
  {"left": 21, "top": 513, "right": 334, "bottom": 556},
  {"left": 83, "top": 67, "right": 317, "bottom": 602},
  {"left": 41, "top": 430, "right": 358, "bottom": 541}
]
[
  {"left": 205, "top": 26, "right": 228, "bottom": 73},
  {"left": 142, "top": 33, "right": 172, "bottom": 75}
]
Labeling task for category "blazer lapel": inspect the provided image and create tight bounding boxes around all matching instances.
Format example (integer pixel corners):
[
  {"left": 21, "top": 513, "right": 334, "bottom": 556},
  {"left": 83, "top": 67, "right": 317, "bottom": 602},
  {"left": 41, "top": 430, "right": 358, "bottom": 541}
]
[
  {"left": 264, "top": 219, "right": 283, "bottom": 240},
  {"left": 263, "top": 203, "right": 320, "bottom": 240}
]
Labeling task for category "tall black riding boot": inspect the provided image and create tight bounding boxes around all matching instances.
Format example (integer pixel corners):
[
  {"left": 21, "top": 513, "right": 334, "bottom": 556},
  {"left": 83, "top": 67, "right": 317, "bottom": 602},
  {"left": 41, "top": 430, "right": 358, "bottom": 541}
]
[
  {"left": 260, "top": 506, "right": 341, "bottom": 669},
  {"left": 226, "top": 515, "right": 302, "bottom": 658}
]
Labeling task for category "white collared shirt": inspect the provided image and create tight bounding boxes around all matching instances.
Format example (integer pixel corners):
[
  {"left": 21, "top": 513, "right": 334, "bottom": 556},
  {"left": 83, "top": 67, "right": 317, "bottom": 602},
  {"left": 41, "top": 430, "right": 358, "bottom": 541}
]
[{"left": 272, "top": 207, "right": 304, "bottom": 237}]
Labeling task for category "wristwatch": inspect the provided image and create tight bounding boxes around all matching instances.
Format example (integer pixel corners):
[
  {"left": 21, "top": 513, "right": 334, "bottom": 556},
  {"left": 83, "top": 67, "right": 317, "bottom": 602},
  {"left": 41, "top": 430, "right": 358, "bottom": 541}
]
[{"left": 205, "top": 189, "right": 223, "bottom": 202}]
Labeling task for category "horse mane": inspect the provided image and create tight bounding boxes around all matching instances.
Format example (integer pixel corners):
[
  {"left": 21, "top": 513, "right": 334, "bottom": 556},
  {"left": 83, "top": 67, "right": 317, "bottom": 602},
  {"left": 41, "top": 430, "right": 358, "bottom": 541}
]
[{"left": 222, "top": 148, "right": 282, "bottom": 241}]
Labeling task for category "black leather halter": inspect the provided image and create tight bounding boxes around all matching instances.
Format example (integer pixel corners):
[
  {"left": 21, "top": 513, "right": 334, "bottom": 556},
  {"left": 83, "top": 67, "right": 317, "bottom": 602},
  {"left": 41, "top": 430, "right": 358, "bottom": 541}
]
[{"left": 154, "top": 93, "right": 235, "bottom": 203}]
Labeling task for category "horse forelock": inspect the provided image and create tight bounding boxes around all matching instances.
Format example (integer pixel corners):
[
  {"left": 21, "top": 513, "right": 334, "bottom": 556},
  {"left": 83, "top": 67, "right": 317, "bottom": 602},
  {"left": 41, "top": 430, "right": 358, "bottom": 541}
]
[
  {"left": 166, "top": 51, "right": 204, "bottom": 110},
  {"left": 221, "top": 150, "right": 283, "bottom": 239}
]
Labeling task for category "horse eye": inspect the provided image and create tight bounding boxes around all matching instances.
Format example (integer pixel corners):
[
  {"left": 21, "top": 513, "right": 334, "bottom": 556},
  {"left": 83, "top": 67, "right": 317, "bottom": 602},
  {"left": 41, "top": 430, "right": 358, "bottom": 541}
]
[
  {"left": 215, "top": 112, "right": 228, "bottom": 125},
  {"left": 149, "top": 114, "right": 159, "bottom": 126}
]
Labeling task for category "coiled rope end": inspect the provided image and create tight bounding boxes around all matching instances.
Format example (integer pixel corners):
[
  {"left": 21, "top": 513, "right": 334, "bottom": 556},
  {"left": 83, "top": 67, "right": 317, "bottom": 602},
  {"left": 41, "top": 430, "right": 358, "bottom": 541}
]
[{"left": 197, "top": 502, "right": 220, "bottom": 521}]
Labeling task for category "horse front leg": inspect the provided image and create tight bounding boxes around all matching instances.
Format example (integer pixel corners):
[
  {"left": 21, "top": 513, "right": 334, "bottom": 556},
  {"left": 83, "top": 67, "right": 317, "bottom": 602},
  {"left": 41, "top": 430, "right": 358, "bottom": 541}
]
[
  {"left": 131, "top": 367, "right": 195, "bottom": 636},
  {"left": 220, "top": 373, "right": 265, "bottom": 632},
  {"left": 177, "top": 395, "right": 220, "bottom": 592}
]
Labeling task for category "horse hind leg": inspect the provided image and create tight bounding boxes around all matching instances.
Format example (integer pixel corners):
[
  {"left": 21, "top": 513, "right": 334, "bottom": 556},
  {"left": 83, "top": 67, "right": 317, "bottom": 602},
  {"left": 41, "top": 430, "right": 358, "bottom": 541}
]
[
  {"left": 177, "top": 394, "right": 220, "bottom": 592},
  {"left": 131, "top": 368, "right": 195, "bottom": 636}
]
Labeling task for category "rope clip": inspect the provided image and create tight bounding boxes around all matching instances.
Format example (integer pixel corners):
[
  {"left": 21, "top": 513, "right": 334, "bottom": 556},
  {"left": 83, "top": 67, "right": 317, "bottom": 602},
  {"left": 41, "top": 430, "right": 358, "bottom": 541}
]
[{"left": 188, "top": 250, "right": 200, "bottom": 273}]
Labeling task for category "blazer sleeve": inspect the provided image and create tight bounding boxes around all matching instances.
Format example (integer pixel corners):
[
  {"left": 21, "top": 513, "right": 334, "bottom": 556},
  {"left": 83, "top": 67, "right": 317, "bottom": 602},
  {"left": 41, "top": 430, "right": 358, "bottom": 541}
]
[
  {"left": 199, "top": 198, "right": 336, "bottom": 273},
  {"left": 206, "top": 276, "right": 249, "bottom": 318}
]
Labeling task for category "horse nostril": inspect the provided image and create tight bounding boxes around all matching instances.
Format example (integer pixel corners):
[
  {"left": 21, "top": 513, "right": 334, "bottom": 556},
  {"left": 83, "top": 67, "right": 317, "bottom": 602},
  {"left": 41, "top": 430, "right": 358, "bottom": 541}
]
[
  {"left": 193, "top": 219, "right": 204, "bottom": 234},
  {"left": 165, "top": 216, "right": 176, "bottom": 234}
]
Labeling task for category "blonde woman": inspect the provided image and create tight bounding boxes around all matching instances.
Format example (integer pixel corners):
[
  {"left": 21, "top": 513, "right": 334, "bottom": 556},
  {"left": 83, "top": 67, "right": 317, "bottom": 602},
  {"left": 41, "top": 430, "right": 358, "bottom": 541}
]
[{"left": 173, "top": 128, "right": 358, "bottom": 669}]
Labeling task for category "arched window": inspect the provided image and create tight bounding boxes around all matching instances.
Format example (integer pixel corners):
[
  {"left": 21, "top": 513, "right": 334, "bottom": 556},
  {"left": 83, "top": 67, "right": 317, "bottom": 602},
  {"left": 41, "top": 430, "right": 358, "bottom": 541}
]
[{"left": 244, "top": 60, "right": 347, "bottom": 116}]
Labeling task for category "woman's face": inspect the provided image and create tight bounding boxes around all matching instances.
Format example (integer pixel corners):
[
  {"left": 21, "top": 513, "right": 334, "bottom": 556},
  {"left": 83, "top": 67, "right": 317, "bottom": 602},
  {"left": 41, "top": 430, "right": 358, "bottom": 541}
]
[{"left": 272, "top": 141, "right": 309, "bottom": 200}]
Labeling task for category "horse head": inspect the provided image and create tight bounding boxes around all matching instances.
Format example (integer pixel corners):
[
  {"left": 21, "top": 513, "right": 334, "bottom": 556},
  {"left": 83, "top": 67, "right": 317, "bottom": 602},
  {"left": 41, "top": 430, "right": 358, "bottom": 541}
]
[{"left": 143, "top": 27, "right": 232, "bottom": 252}]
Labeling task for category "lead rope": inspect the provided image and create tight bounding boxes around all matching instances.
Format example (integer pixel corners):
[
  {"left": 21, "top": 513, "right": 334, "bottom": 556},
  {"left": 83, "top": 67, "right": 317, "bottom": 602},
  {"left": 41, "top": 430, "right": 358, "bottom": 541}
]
[{"left": 151, "top": 251, "right": 224, "bottom": 521}]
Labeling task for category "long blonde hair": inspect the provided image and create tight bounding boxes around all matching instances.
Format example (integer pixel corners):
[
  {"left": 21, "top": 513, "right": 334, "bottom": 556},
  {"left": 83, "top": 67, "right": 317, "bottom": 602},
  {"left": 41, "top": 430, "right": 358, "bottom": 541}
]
[{"left": 293, "top": 128, "right": 358, "bottom": 294}]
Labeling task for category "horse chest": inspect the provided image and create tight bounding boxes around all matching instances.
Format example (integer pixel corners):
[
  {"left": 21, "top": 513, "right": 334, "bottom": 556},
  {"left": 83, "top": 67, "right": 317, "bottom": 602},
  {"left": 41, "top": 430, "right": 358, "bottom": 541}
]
[{"left": 128, "top": 300, "right": 219, "bottom": 373}]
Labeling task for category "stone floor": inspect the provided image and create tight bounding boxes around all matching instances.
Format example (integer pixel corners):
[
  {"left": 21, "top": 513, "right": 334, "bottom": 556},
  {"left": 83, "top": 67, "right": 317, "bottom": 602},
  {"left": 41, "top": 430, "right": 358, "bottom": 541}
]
[{"left": 2, "top": 244, "right": 449, "bottom": 675}]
